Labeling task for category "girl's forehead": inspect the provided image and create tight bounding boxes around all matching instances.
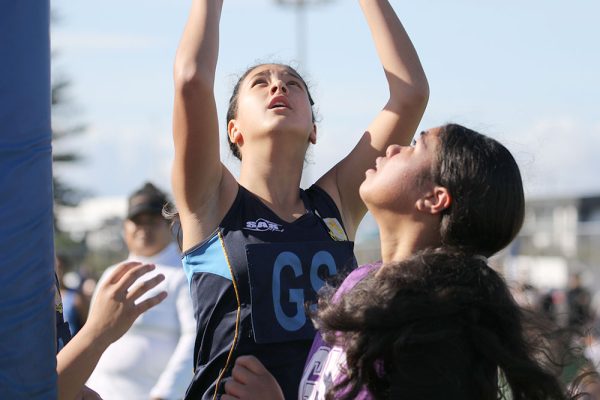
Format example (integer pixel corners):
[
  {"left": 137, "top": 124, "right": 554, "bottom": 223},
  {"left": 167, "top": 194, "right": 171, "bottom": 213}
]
[
  {"left": 423, "top": 126, "right": 442, "bottom": 139},
  {"left": 250, "top": 63, "right": 292, "bottom": 73},
  {"left": 414, "top": 127, "right": 441, "bottom": 147},
  {"left": 245, "top": 64, "right": 302, "bottom": 81}
]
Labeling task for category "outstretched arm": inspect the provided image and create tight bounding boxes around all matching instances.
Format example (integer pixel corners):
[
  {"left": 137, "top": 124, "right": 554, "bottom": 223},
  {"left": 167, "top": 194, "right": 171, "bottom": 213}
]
[
  {"left": 222, "top": 356, "right": 284, "bottom": 400},
  {"left": 56, "top": 262, "right": 167, "bottom": 400},
  {"left": 172, "top": 0, "right": 236, "bottom": 250},
  {"left": 317, "top": 0, "right": 429, "bottom": 238}
]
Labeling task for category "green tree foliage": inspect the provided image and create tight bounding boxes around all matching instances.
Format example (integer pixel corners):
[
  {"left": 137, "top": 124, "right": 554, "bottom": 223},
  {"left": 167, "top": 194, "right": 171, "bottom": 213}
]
[
  {"left": 51, "top": 70, "right": 87, "bottom": 208},
  {"left": 51, "top": 48, "right": 89, "bottom": 263},
  {"left": 50, "top": 12, "right": 126, "bottom": 275}
]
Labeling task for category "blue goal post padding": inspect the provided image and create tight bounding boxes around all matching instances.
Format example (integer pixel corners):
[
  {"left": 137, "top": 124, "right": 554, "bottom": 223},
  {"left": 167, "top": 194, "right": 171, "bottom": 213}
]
[{"left": 0, "top": 0, "right": 57, "bottom": 398}]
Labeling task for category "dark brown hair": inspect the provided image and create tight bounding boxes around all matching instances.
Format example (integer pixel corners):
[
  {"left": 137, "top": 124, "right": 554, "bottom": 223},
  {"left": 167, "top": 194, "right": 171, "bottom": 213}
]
[
  {"left": 432, "top": 124, "right": 525, "bottom": 257},
  {"left": 316, "top": 249, "right": 567, "bottom": 400}
]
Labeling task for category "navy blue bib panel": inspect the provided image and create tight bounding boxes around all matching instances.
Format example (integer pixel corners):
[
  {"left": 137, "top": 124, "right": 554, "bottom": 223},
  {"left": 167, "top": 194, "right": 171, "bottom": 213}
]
[{"left": 182, "top": 185, "right": 356, "bottom": 400}]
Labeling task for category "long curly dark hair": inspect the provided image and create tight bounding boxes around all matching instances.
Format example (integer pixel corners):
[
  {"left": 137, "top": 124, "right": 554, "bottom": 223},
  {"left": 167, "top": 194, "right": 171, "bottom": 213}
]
[{"left": 315, "top": 249, "right": 567, "bottom": 400}]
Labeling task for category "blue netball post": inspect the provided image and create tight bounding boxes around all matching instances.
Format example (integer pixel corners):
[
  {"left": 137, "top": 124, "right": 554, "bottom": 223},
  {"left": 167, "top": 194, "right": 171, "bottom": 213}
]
[{"left": 0, "top": 0, "right": 57, "bottom": 398}]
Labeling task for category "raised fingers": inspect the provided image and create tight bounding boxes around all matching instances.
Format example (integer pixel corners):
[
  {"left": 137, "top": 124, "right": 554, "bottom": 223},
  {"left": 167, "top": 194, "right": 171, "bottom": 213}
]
[
  {"left": 106, "top": 261, "right": 143, "bottom": 284},
  {"left": 126, "top": 273, "right": 165, "bottom": 302},
  {"left": 114, "top": 263, "right": 156, "bottom": 292},
  {"left": 134, "top": 291, "right": 168, "bottom": 315}
]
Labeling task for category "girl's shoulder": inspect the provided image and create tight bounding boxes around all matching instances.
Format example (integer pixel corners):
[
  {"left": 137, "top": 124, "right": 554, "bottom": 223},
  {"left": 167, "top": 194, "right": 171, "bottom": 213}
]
[{"left": 334, "top": 262, "right": 381, "bottom": 300}]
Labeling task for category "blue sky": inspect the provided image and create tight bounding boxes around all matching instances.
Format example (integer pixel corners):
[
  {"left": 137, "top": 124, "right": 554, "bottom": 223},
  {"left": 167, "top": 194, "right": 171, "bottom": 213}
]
[{"left": 51, "top": 0, "right": 600, "bottom": 207}]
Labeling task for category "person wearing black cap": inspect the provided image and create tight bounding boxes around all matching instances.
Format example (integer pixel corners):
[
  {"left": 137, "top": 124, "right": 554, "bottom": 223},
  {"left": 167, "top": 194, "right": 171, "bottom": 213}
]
[
  {"left": 123, "top": 183, "right": 177, "bottom": 258},
  {"left": 86, "top": 182, "right": 196, "bottom": 400}
]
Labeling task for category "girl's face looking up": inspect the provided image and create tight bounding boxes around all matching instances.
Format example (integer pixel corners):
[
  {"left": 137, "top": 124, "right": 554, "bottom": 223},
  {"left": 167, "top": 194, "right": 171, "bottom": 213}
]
[
  {"left": 227, "top": 64, "right": 316, "bottom": 156},
  {"left": 359, "top": 127, "right": 441, "bottom": 214}
]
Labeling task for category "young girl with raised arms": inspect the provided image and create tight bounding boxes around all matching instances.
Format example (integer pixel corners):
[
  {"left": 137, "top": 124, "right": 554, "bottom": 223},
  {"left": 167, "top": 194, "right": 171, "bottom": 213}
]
[{"left": 171, "top": 0, "right": 428, "bottom": 398}]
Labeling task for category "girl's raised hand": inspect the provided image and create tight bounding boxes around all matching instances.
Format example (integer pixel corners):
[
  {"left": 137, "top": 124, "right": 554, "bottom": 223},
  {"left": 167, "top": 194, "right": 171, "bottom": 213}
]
[
  {"left": 84, "top": 261, "right": 167, "bottom": 347},
  {"left": 57, "top": 261, "right": 167, "bottom": 400}
]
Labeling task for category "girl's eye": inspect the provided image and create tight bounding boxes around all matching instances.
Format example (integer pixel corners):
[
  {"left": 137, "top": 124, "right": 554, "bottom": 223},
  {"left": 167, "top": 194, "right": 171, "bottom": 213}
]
[
  {"left": 410, "top": 138, "right": 417, "bottom": 147},
  {"left": 288, "top": 80, "right": 301, "bottom": 87},
  {"left": 251, "top": 79, "right": 267, "bottom": 87}
]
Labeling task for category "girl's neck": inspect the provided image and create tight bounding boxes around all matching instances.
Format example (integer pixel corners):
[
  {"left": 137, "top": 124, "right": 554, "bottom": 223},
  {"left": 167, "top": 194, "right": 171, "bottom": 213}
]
[
  {"left": 376, "top": 213, "right": 441, "bottom": 264},
  {"left": 238, "top": 154, "right": 306, "bottom": 221}
]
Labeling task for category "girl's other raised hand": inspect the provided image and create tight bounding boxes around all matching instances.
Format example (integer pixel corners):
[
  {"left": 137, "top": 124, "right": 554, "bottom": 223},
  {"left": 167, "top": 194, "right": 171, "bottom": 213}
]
[{"left": 222, "top": 355, "right": 284, "bottom": 400}]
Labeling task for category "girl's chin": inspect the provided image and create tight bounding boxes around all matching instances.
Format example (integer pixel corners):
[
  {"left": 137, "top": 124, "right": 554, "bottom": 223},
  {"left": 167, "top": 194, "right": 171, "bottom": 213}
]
[{"left": 358, "top": 181, "right": 373, "bottom": 203}]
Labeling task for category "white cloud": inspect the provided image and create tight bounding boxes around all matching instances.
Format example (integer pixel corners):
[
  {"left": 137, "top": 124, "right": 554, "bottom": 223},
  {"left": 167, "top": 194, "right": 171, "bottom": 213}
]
[
  {"left": 56, "top": 197, "right": 126, "bottom": 234},
  {"left": 54, "top": 118, "right": 173, "bottom": 196},
  {"left": 506, "top": 117, "right": 600, "bottom": 198}
]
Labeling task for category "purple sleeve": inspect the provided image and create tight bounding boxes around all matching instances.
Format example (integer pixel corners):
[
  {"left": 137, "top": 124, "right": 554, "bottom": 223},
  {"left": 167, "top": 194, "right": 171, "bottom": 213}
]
[
  {"left": 304, "top": 263, "right": 381, "bottom": 369},
  {"left": 332, "top": 263, "right": 380, "bottom": 302}
]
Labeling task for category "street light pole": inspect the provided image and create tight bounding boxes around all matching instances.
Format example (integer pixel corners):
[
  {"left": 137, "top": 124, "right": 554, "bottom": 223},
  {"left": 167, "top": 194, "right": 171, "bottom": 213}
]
[
  {"left": 296, "top": 0, "right": 306, "bottom": 67},
  {"left": 275, "top": 0, "right": 334, "bottom": 69}
]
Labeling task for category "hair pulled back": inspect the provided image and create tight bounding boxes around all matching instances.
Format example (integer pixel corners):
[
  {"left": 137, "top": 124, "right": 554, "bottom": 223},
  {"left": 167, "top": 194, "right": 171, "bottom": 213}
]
[{"left": 433, "top": 124, "right": 525, "bottom": 257}]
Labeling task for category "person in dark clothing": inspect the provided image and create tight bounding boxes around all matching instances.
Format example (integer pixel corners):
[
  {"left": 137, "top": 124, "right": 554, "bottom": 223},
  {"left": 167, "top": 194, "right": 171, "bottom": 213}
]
[{"left": 567, "top": 273, "right": 592, "bottom": 330}]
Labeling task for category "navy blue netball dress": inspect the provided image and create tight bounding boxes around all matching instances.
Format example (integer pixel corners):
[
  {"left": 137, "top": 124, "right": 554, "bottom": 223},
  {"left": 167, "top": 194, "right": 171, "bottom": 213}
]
[{"left": 182, "top": 184, "right": 356, "bottom": 400}]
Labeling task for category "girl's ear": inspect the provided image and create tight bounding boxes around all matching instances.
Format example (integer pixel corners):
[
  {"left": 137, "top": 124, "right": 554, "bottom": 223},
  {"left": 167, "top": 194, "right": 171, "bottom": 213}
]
[
  {"left": 228, "top": 119, "right": 243, "bottom": 145},
  {"left": 309, "top": 124, "right": 317, "bottom": 145},
  {"left": 416, "top": 186, "right": 451, "bottom": 215}
]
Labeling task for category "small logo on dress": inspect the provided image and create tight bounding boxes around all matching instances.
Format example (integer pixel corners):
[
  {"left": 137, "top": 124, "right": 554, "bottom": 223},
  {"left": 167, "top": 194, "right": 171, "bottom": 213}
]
[
  {"left": 323, "top": 218, "right": 347, "bottom": 241},
  {"left": 244, "top": 218, "right": 284, "bottom": 232}
]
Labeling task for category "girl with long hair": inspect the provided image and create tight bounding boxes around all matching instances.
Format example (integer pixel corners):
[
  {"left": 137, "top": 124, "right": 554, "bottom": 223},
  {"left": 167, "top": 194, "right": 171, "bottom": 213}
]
[
  {"left": 221, "top": 124, "right": 567, "bottom": 399},
  {"left": 172, "top": 0, "right": 428, "bottom": 398}
]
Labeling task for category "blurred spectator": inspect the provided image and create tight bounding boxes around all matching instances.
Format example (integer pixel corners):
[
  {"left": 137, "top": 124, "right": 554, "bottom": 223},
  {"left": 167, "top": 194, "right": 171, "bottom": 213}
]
[
  {"left": 55, "top": 254, "right": 90, "bottom": 335},
  {"left": 541, "top": 288, "right": 559, "bottom": 323},
  {"left": 568, "top": 273, "right": 592, "bottom": 331},
  {"left": 86, "top": 182, "right": 195, "bottom": 400}
]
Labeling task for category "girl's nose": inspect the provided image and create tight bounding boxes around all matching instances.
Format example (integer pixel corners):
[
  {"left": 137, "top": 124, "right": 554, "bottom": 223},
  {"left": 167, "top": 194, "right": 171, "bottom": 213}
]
[
  {"left": 385, "top": 144, "right": 402, "bottom": 157},
  {"left": 270, "top": 80, "right": 287, "bottom": 94}
]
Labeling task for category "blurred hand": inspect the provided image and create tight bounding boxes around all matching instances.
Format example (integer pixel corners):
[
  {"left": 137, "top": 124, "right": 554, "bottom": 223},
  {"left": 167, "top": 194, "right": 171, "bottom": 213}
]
[
  {"left": 222, "top": 355, "right": 284, "bottom": 400},
  {"left": 84, "top": 261, "right": 167, "bottom": 347}
]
